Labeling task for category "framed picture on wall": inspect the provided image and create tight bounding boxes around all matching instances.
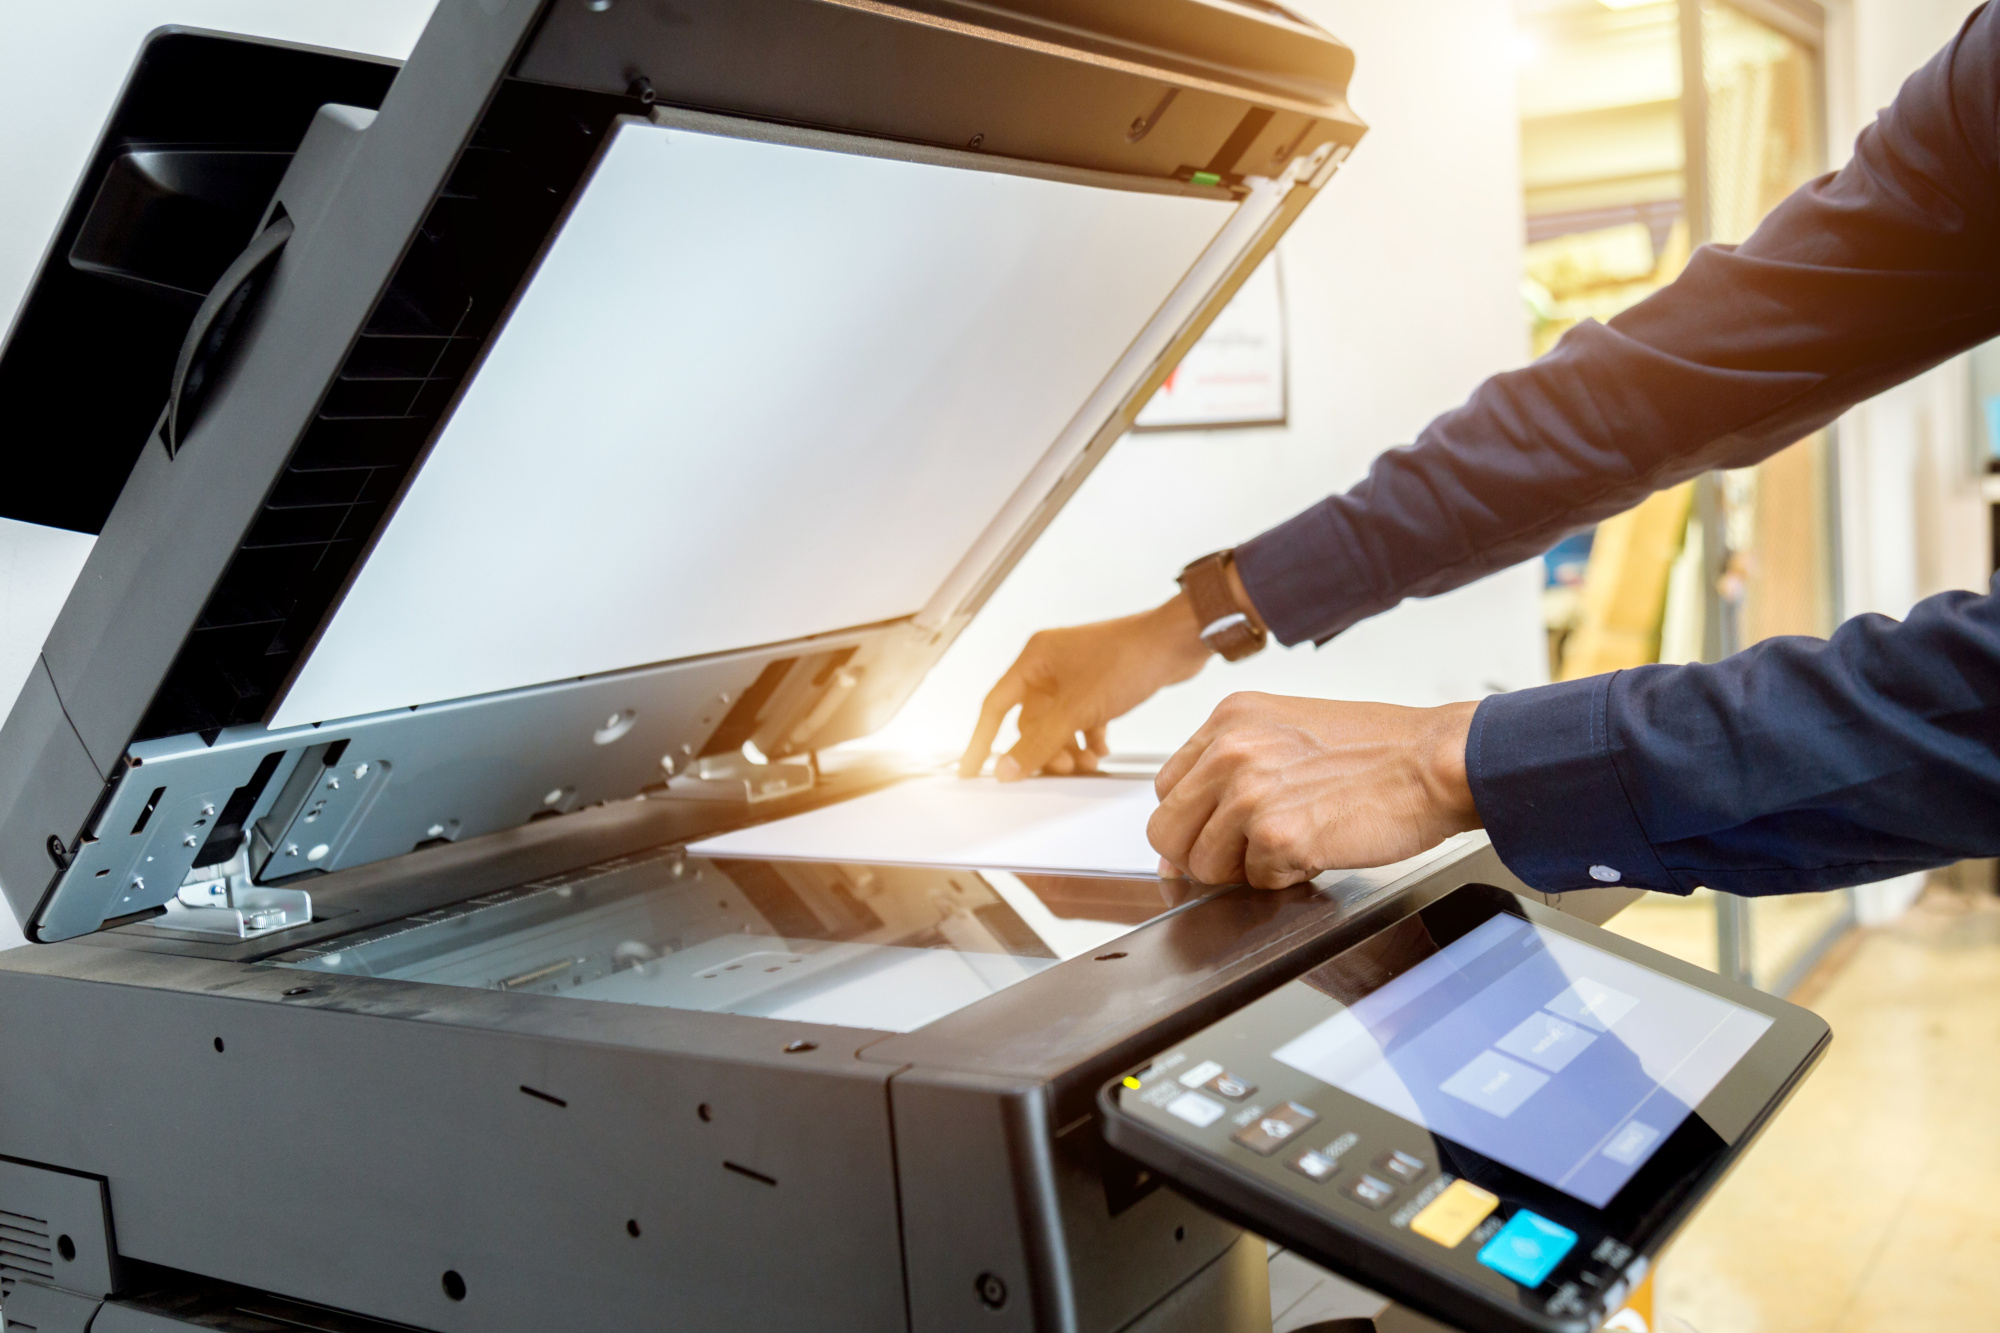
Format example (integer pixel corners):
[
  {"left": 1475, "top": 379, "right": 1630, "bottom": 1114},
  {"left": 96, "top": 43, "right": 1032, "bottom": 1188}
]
[{"left": 1133, "top": 250, "right": 1287, "bottom": 432}]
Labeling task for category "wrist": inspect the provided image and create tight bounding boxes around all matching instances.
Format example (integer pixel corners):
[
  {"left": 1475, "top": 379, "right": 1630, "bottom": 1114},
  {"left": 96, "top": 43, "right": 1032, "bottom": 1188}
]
[
  {"left": 1424, "top": 701, "right": 1482, "bottom": 831},
  {"left": 1152, "top": 591, "right": 1216, "bottom": 673},
  {"left": 1222, "top": 558, "right": 1268, "bottom": 636},
  {"left": 1178, "top": 550, "right": 1269, "bottom": 661}
]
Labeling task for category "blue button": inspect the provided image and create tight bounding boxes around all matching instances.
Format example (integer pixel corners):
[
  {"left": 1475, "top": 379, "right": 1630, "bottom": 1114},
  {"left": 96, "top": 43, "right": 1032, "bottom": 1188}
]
[{"left": 1476, "top": 1211, "right": 1577, "bottom": 1288}]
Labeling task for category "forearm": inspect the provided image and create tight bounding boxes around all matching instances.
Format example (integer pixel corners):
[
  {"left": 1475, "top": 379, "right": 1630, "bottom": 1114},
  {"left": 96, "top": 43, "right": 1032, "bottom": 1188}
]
[
  {"left": 1238, "top": 5, "right": 2000, "bottom": 647},
  {"left": 1470, "top": 581, "right": 2000, "bottom": 896}
]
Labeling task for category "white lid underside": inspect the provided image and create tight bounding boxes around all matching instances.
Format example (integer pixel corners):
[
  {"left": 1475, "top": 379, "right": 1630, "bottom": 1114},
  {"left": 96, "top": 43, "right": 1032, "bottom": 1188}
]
[{"left": 269, "top": 118, "right": 1235, "bottom": 729}]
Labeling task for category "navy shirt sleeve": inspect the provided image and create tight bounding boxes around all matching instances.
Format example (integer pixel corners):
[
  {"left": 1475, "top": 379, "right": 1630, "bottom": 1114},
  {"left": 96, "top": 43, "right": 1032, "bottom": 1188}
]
[
  {"left": 1472, "top": 587, "right": 2000, "bottom": 894},
  {"left": 1231, "top": 5, "right": 2000, "bottom": 893}
]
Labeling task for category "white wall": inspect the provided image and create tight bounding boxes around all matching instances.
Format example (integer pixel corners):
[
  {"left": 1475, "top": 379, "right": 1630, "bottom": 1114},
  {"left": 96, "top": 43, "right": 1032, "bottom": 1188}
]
[
  {"left": 0, "top": 3, "right": 437, "bottom": 947},
  {"left": 876, "top": 0, "right": 1550, "bottom": 760}
]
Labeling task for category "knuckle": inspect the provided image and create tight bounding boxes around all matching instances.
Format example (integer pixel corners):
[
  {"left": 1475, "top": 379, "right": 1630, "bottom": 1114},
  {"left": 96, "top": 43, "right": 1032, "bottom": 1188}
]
[
  {"left": 1211, "top": 734, "right": 1256, "bottom": 762},
  {"left": 1247, "top": 812, "right": 1299, "bottom": 852}
]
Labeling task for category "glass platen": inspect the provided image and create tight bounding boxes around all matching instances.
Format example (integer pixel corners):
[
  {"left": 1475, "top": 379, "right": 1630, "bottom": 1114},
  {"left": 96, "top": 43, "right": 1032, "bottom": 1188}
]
[{"left": 271, "top": 850, "right": 1190, "bottom": 1033}]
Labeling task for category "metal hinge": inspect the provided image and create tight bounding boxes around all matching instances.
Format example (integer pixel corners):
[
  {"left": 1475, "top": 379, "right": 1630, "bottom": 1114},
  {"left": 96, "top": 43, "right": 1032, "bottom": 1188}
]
[
  {"left": 661, "top": 752, "right": 815, "bottom": 804},
  {"left": 154, "top": 846, "right": 312, "bottom": 940}
]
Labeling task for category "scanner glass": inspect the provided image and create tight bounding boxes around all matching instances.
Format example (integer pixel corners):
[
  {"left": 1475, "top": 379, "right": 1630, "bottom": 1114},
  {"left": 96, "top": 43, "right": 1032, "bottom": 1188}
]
[
  {"left": 271, "top": 114, "right": 1238, "bottom": 728},
  {"left": 272, "top": 851, "right": 1192, "bottom": 1032}
]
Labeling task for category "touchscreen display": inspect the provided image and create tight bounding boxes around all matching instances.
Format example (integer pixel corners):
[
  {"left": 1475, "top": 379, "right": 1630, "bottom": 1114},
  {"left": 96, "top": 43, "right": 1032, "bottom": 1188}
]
[{"left": 1272, "top": 912, "right": 1773, "bottom": 1207}]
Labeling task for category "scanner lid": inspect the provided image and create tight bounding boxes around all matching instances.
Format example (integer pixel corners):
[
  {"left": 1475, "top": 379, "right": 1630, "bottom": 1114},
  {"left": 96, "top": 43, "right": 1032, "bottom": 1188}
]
[{"left": 0, "top": 0, "right": 1365, "bottom": 941}]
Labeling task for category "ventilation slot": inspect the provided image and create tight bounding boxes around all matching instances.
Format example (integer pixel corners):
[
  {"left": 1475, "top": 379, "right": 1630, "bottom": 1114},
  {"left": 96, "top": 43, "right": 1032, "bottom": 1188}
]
[{"left": 0, "top": 1206, "right": 54, "bottom": 1298}]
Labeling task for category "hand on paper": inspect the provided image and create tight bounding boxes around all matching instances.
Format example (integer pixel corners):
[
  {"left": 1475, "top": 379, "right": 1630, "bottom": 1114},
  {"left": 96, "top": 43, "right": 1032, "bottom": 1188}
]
[
  {"left": 958, "top": 592, "right": 1213, "bottom": 780},
  {"left": 1149, "top": 693, "right": 1482, "bottom": 890}
]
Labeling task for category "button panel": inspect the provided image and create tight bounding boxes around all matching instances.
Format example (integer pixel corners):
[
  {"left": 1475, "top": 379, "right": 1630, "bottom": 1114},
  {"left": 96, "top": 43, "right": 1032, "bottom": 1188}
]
[
  {"left": 1288, "top": 1148, "right": 1339, "bottom": 1183},
  {"left": 1230, "top": 1101, "right": 1318, "bottom": 1155},
  {"left": 1346, "top": 1173, "right": 1397, "bottom": 1210},
  {"left": 1408, "top": 1179, "right": 1499, "bottom": 1249},
  {"left": 1207, "top": 1071, "right": 1257, "bottom": 1100},
  {"left": 1132, "top": 1056, "right": 1619, "bottom": 1325},
  {"left": 1376, "top": 1149, "right": 1426, "bottom": 1182},
  {"left": 1476, "top": 1210, "right": 1577, "bottom": 1288}
]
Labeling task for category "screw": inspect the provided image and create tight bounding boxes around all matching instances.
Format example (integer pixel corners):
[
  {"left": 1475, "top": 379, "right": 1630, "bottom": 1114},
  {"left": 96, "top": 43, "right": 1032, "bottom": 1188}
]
[
  {"left": 967, "top": 133, "right": 986, "bottom": 150},
  {"left": 354, "top": 763, "right": 369, "bottom": 779},
  {"left": 1130, "top": 116, "right": 1148, "bottom": 136},
  {"left": 975, "top": 1272, "right": 1008, "bottom": 1310},
  {"left": 629, "top": 75, "right": 657, "bottom": 104},
  {"left": 783, "top": 1040, "right": 817, "bottom": 1054},
  {"left": 183, "top": 835, "right": 198, "bottom": 848},
  {"left": 587, "top": 0, "right": 613, "bottom": 9},
  {"left": 285, "top": 844, "right": 300, "bottom": 857},
  {"left": 201, "top": 804, "right": 217, "bottom": 817}
]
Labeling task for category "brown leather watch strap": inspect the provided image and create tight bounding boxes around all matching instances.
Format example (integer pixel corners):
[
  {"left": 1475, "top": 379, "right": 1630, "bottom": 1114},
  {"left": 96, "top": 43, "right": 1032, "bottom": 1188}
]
[{"left": 1177, "top": 550, "right": 1268, "bottom": 662}]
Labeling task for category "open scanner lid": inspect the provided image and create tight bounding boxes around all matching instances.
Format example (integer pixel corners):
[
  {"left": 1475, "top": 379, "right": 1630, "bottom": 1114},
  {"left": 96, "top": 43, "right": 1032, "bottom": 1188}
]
[{"left": 0, "top": 0, "right": 1366, "bottom": 942}]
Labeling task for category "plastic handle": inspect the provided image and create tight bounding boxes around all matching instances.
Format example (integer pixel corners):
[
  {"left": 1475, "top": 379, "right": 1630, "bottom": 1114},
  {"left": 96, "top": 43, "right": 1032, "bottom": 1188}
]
[{"left": 165, "top": 212, "right": 295, "bottom": 457}]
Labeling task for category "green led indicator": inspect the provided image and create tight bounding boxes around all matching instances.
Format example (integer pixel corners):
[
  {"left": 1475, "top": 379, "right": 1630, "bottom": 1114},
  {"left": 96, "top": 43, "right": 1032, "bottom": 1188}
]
[{"left": 1190, "top": 170, "right": 1222, "bottom": 187}]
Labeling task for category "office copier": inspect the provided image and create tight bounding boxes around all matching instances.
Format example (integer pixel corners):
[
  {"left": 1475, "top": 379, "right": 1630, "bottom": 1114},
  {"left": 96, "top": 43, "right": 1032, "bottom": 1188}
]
[{"left": 0, "top": 5, "right": 1650, "bottom": 1330}]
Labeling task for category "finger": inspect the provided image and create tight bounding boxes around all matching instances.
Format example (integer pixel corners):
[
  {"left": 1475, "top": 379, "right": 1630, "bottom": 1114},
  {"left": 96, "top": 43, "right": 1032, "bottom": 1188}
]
[
  {"left": 1073, "top": 740, "right": 1101, "bottom": 774},
  {"left": 1185, "top": 795, "right": 1250, "bottom": 886},
  {"left": 959, "top": 672, "right": 1026, "bottom": 777},
  {"left": 1158, "top": 856, "right": 1185, "bottom": 879},
  {"left": 1002, "top": 703, "right": 1082, "bottom": 782},
  {"left": 1245, "top": 833, "right": 1315, "bottom": 891},
  {"left": 1085, "top": 726, "right": 1110, "bottom": 757},
  {"left": 1046, "top": 748, "right": 1076, "bottom": 776},
  {"left": 1147, "top": 753, "right": 1224, "bottom": 873},
  {"left": 1154, "top": 723, "right": 1216, "bottom": 800}
]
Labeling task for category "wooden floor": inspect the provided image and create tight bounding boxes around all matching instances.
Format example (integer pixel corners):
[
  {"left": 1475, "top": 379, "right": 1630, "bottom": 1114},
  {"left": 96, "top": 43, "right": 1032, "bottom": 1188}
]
[{"left": 1647, "top": 885, "right": 2000, "bottom": 1332}]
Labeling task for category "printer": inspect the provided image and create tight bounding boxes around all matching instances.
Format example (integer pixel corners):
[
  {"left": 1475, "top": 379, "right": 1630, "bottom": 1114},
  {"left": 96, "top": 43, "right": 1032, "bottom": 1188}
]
[{"left": 0, "top": 5, "right": 1642, "bottom": 1330}]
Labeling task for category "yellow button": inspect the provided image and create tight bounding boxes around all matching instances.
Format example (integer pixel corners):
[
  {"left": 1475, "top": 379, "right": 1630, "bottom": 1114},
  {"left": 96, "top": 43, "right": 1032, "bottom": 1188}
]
[{"left": 1409, "top": 1179, "right": 1500, "bottom": 1249}]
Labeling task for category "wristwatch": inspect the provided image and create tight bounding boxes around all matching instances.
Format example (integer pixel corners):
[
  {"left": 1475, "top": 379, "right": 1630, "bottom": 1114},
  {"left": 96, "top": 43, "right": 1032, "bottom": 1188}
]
[{"left": 1177, "top": 550, "right": 1269, "bottom": 661}]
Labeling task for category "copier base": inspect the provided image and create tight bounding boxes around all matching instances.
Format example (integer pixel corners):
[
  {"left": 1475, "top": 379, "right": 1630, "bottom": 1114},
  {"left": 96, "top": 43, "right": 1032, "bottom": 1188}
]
[{"left": 0, "top": 1242, "right": 1464, "bottom": 1333}]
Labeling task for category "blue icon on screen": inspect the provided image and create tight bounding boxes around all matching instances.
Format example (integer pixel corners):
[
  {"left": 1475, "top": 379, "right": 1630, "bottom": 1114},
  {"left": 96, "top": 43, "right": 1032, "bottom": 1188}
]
[{"left": 1476, "top": 1210, "right": 1577, "bottom": 1288}]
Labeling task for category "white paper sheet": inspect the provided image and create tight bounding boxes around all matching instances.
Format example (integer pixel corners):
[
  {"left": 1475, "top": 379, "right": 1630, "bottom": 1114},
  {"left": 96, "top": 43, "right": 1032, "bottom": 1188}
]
[{"left": 688, "top": 775, "right": 1163, "bottom": 877}]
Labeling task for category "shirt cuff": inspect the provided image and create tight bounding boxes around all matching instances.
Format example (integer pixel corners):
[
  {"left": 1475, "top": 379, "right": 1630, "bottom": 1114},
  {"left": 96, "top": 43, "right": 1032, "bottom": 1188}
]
[
  {"left": 1467, "top": 675, "right": 1686, "bottom": 895},
  {"left": 1233, "top": 503, "right": 1383, "bottom": 647}
]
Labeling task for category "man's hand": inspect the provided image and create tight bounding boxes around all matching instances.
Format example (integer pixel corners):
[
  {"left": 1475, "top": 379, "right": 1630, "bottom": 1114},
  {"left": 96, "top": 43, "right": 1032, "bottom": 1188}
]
[
  {"left": 958, "top": 593, "right": 1213, "bottom": 780},
  {"left": 1149, "top": 693, "right": 1481, "bottom": 889}
]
